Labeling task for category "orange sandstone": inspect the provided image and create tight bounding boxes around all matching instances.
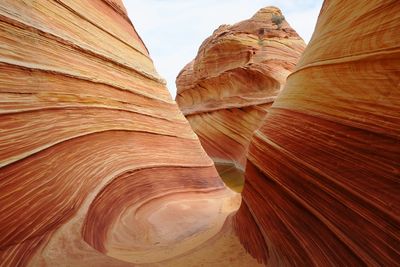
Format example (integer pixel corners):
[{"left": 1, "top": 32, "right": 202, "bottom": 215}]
[
  {"left": 0, "top": 1, "right": 243, "bottom": 266},
  {"left": 0, "top": 0, "right": 399, "bottom": 266},
  {"left": 236, "top": 0, "right": 400, "bottom": 265},
  {"left": 176, "top": 7, "right": 305, "bottom": 191}
]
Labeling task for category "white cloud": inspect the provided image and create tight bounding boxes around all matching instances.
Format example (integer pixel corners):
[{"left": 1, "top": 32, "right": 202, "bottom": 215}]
[{"left": 123, "top": 0, "right": 323, "bottom": 97}]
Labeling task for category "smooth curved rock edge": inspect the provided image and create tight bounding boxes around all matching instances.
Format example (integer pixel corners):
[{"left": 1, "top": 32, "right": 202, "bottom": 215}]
[
  {"left": 0, "top": 0, "right": 399, "bottom": 266},
  {"left": 0, "top": 1, "right": 244, "bottom": 266},
  {"left": 235, "top": 0, "right": 400, "bottom": 265},
  {"left": 176, "top": 7, "right": 305, "bottom": 192}
]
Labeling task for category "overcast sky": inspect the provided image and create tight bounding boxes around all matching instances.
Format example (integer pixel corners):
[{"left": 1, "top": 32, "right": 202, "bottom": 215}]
[{"left": 123, "top": 0, "right": 323, "bottom": 98}]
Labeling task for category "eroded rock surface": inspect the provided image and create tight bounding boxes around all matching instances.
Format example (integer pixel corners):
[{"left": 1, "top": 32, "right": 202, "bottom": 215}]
[
  {"left": 0, "top": 1, "right": 242, "bottom": 266},
  {"left": 1, "top": 0, "right": 399, "bottom": 266},
  {"left": 176, "top": 7, "right": 305, "bottom": 191},
  {"left": 236, "top": 0, "right": 400, "bottom": 265}
]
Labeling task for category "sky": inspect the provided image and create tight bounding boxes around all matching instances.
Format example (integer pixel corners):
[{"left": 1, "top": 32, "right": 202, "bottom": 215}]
[{"left": 123, "top": 0, "right": 324, "bottom": 98}]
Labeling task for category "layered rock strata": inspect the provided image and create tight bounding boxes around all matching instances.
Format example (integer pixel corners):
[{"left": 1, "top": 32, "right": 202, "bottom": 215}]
[
  {"left": 0, "top": 1, "right": 242, "bottom": 266},
  {"left": 1, "top": 0, "right": 399, "bottom": 266},
  {"left": 236, "top": 0, "right": 400, "bottom": 265},
  {"left": 176, "top": 7, "right": 305, "bottom": 191}
]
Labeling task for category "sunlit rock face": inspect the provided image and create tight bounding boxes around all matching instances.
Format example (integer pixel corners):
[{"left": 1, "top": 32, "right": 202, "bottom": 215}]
[
  {"left": 0, "top": 1, "right": 240, "bottom": 266},
  {"left": 176, "top": 7, "right": 305, "bottom": 192},
  {"left": 236, "top": 0, "right": 400, "bottom": 265}
]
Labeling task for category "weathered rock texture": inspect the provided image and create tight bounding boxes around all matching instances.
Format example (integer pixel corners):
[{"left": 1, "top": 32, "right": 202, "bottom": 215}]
[
  {"left": 176, "top": 7, "right": 305, "bottom": 191},
  {"left": 236, "top": 0, "right": 400, "bottom": 266},
  {"left": 0, "top": 1, "right": 247, "bottom": 266},
  {"left": 1, "top": 0, "right": 399, "bottom": 266}
]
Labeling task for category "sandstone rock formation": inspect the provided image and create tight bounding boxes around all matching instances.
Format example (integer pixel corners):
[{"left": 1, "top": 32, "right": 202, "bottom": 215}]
[
  {"left": 176, "top": 7, "right": 305, "bottom": 192},
  {"left": 0, "top": 1, "right": 244, "bottom": 266},
  {"left": 1, "top": 0, "right": 399, "bottom": 266},
  {"left": 235, "top": 0, "right": 400, "bottom": 265}
]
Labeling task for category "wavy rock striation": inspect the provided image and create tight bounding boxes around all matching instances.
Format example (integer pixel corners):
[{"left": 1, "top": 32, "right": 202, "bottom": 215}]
[
  {"left": 236, "top": 0, "right": 400, "bottom": 265},
  {"left": 1, "top": 0, "right": 399, "bottom": 266},
  {"left": 0, "top": 1, "right": 245, "bottom": 266},
  {"left": 176, "top": 7, "right": 305, "bottom": 192}
]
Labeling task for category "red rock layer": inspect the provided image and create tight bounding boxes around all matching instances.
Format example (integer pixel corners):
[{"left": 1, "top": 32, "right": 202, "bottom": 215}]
[
  {"left": 0, "top": 1, "right": 238, "bottom": 266},
  {"left": 176, "top": 7, "right": 305, "bottom": 186},
  {"left": 236, "top": 0, "right": 400, "bottom": 265}
]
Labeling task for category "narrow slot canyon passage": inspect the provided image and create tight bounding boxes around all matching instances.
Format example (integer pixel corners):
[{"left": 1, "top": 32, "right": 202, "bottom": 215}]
[
  {"left": 215, "top": 161, "right": 245, "bottom": 193},
  {"left": 0, "top": 1, "right": 398, "bottom": 266}
]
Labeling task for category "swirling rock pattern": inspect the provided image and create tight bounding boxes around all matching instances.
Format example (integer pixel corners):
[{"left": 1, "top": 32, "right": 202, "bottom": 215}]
[
  {"left": 0, "top": 1, "right": 249, "bottom": 266},
  {"left": 2, "top": 0, "right": 399, "bottom": 266},
  {"left": 176, "top": 7, "right": 305, "bottom": 192},
  {"left": 236, "top": 0, "right": 400, "bottom": 265}
]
